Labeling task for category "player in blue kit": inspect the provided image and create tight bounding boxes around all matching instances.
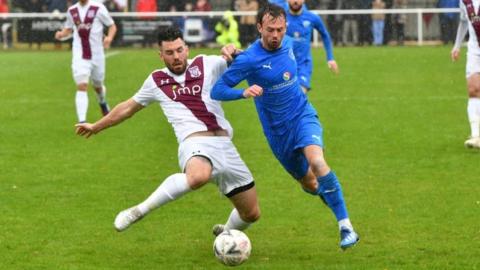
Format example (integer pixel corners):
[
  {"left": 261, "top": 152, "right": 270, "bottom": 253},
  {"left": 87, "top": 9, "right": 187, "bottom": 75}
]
[
  {"left": 286, "top": 0, "right": 338, "bottom": 93},
  {"left": 211, "top": 3, "right": 359, "bottom": 250}
]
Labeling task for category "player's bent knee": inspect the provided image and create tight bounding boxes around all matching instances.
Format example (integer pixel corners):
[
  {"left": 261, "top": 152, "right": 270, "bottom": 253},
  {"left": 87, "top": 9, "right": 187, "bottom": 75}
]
[
  {"left": 77, "top": 83, "right": 88, "bottom": 91},
  {"left": 239, "top": 207, "right": 260, "bottom": 223},
  {"left": 301, "top": 181, "right": 318, "bottom": 195},
  {"left": 185, "top": 171, "right": 210, "bottom": 190}
]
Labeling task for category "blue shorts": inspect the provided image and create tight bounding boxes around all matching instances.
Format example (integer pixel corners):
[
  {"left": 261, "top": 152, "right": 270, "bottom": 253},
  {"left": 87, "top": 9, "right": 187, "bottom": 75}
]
[
  {"left": 297, "top": 59, "right": 313, "bottom": 90},
  {"left": 267, "top": 110, "right": 324, "bottom": 180}
]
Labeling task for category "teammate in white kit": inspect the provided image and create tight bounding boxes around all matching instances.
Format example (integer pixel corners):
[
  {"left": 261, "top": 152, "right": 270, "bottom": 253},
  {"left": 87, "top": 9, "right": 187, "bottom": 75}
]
[
  {"left": 55, "top": 0, "right": 117, "bottom": 123},
  {"left": 75, "top": 27, "right": 260, "bottom": 234},
  {"left": 452, "top": 0, "right": 480, "bottom": 148}
]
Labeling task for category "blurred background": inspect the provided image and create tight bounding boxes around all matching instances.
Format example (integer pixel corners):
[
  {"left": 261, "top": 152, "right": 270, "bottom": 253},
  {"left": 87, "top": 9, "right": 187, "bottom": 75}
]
[{"left": 0, "top": 0, "right": 461, "bottom": 50}]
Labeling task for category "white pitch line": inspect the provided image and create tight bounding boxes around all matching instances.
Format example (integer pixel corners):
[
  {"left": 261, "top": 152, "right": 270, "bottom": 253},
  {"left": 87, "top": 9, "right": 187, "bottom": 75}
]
[{"left": 105, "top": 51, "right": 121, "bottom": 58}]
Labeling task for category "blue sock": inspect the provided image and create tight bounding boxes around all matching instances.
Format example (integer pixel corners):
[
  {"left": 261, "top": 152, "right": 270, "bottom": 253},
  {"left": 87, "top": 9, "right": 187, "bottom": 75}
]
[{"left": 317, "top": 171, "right": 349, "bottom": 221}]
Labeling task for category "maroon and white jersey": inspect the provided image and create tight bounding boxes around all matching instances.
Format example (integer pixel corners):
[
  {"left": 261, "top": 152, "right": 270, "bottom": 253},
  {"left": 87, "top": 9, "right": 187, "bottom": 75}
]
[
  {"left": 133, "top": 55, "right": 233, "bottom": 143},
  {"left": 65, "top": 1, "right": 114, "bottom": 60},
  {"left": 460, "top": 0, "right": 480, "bottom": 54}
]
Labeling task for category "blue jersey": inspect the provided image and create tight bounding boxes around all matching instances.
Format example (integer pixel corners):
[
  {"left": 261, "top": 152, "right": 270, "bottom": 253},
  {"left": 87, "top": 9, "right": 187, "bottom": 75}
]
[
  {"left": 286, "top": 8, "right": 334, "bottom": 64},
  {"left": 212, "top": 36, "right": 315, "bottom": 137},
  {"left": 211, "top": 36, "right": 324, "bottom": 179}
]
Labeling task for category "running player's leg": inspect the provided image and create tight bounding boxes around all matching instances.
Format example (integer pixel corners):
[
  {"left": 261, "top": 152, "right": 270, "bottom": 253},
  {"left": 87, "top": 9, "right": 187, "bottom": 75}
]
[
  {"left": 301, "top": 145, "right": 359, "bottom": 249},
  {"left": 298, "top": 60, "right": 312, "bottom": 93},
  {"left": 91, "top": 57, "right": 110, "bottom": 116},
  {"left": 295, "top": 114, "right": 358, "bottom": 249},
  {"left": 72, "top": 58, "right": 91, "bottom": 123}
]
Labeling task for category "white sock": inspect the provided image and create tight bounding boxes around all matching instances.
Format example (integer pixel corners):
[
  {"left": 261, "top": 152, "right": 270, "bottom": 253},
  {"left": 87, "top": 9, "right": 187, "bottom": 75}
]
[
  {"left": 467, "top": 98, "right": 480, "bottom": 138},
  {"left": 224, "top": 208, "right": 251, "bottom": 231},
  {"left": 137, "top": 173, "right": 191, "bottom": 215},
  {"left": 338, "top": 218, "right": 353, "bottom": 231},
  {"left": 95, "top": 86, "right": 107, "bottom": 104},
  {"left": 75, "top": 91, "right": 88, "bottom": 122}
]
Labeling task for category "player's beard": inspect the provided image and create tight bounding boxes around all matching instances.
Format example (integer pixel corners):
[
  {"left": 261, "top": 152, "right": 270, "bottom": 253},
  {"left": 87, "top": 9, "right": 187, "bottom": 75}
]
[
  {"left": 168, "top": 59, "right": 187, "bottom": 75},
  {"left": 268, "top": 38, "right": 281, "bottom": 50},
  {"left": 289, "top": 3, "right": 302, "bottom": 13}
]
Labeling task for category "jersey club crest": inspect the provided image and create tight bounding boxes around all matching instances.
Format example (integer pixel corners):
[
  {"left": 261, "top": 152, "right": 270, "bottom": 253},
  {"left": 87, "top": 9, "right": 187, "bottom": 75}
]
[{"left": 188, "top": 66, "right": 202, "bottom": 78}]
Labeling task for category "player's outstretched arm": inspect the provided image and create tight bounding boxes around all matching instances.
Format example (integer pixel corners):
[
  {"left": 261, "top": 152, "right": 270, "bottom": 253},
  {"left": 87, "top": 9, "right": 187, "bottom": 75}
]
[
  {"left": 221, "top": 44, "right": 243, "bottom": 62},
  {"left": 75, "top": 99, "right": 144, "bottom": 138}
]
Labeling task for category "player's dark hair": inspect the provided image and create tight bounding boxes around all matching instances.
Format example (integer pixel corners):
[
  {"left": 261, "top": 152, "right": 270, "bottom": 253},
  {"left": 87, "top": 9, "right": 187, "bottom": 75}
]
[
  {"left": 256, "top": 3, "right": 286, "bottom": 25},
  {"left": 157, "top": 26, "right": 183, "bottom": 46}
]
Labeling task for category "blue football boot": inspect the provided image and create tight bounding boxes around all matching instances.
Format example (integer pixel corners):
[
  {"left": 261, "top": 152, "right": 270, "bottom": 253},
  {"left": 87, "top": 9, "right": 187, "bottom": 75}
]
[{"left": 340, "top": 227, "right": 359, "bottom": 250}]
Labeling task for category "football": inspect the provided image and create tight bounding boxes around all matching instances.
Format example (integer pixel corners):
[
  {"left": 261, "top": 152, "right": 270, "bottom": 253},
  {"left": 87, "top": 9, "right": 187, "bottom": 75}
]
[{"left": 213, "top": 229, "right": 251, "bottom": 266}]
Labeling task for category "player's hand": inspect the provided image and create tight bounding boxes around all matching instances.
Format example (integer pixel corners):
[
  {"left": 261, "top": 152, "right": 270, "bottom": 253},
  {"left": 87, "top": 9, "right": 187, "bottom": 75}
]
[
  {"left": 75, "top": 123, "right": 97, "bottom": 138},
  {"left": 451, "top": 48, "right": 460, "bottom": 62},
  {"left": 328, "top": 60, "right": 339, "bottom": 74},
  {"left": 54, "top": 31, "right": 63, "bottom": 40},
  {"left": 221, "top": 44, "right": 242, "bottom": 62},
  {"left": 103, "top": 36, "right": 113, "bottom": 49},
  {"left": 243, "top": 85, "right": 263, "bottom": 98}
]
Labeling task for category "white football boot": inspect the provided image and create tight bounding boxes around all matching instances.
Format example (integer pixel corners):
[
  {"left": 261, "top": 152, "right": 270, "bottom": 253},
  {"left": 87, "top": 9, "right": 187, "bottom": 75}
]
[
  {"left": 114, "top": 206, "right": 144, "bottom": 232},
  {"left": 212, "top": 224, "right": 226, "bottom": 236},
  {"left": 464, "top": 137, "right": 480, "bottom": 149}
]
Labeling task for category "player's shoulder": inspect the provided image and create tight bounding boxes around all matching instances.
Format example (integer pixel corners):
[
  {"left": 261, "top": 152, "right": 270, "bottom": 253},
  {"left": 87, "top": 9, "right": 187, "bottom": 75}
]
[
  {"left": 67, "top": 3, "right": 79, "bottom": 11},
  {"left": 283, "top": 35, "right": 294, "bottom": 46},
  {"left": 192, "top": 54, "right": 222, "bottom": 62},
  {"left": 233, "top": 46, "right": 258, "bottom": 66},
  {"left": 303, "top": 9, "right": 320, "bottom": 20},
  {"left": 150, "top": 66, "right": 169, "bottom": 77},
  {"left": 89, "top": 1, "right": 110, "bottom": 12}
]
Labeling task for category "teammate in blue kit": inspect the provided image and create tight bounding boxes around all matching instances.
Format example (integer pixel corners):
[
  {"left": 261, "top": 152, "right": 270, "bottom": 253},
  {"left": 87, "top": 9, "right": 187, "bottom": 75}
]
[
  {"left": 286, "top": 0, "right": 338, "bottom": 93},
  {"left": 211, "top": 3, "right": 359, "bottom": 250}
]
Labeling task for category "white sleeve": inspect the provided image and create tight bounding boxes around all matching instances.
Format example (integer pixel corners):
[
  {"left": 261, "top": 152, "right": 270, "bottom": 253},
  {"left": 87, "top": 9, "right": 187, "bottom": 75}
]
[
  {"left": 64, "top": 11, "right": 74, "bottom": 29},
  {"left": 454, "top": 3, "right": 469, "bottom": 50},
  {"left": 98, "top": 4, "right": 115, "bottom": 27},
  {"left": 205, "top": 55, "right": 228, "bottom": 80},
  {"left": 459, "top": 2, "right": 468, "bottom": 22},
  {"left": 132, "top": 75, "right": 158, "bottom": 107}
]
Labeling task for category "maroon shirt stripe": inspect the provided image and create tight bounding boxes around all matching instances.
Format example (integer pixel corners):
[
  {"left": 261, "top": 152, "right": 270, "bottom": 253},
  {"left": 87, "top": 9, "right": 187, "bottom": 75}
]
[
  {"left": 152, "top": 57, "right": 222, "bottom": 131},
  {"left": 70, "top": 6, "right": 99, "bottom": 60},
  {"left": 463, "top": 0, "right": 480, "bottom": 46}
]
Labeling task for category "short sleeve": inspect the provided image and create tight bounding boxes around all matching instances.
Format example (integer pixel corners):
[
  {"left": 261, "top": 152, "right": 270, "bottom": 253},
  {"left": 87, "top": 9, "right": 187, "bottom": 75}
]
[
  {"left": 132, "top": 75, "right": 158, "bottom": 107},
  {"left": 98, "top": 4, "right": 115, "bottom": 27},
  {"left": 64, "top": 11, "right": 74, "bottom": 29}
]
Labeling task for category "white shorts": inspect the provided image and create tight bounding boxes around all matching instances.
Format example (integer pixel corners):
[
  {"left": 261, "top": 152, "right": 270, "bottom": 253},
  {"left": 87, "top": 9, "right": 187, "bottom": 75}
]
[
  {"left": 466, "top": 52, "right": 480, "bottom": 78},
  {"left": 178, "top": 136, "right": 254, "bottom": 196},
  {"left": 72, "top": 56, "right": 105, "bottom": 87}
]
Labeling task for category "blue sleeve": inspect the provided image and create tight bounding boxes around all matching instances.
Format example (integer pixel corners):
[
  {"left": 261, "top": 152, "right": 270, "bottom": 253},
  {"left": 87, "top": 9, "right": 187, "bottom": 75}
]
[
  {"left": 211, "top": 53, "right": 251, "bottom": 101},
  {"left": 313, "top": 14, "right": 334, "bottom": 61},
  {"left": 211, "top": 76, "right": 245, "bottom": 101}
]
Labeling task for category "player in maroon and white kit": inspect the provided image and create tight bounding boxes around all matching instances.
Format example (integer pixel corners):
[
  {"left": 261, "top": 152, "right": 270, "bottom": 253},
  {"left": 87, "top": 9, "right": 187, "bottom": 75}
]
[
  {"left": 452, "top": 0, "right": 480, "bottom": 148},
  {"left": 75, "top": 27, "right": 260, "bottom": 234},
  {"left": 55, "top": 0, "right": 117, "bottom": 123}
]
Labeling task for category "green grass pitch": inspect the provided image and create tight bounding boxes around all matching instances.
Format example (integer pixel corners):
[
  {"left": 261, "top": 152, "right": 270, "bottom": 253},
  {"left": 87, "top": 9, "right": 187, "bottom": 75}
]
[{"left": 1, "top": 46, "right": 479, "bottom": 269}]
